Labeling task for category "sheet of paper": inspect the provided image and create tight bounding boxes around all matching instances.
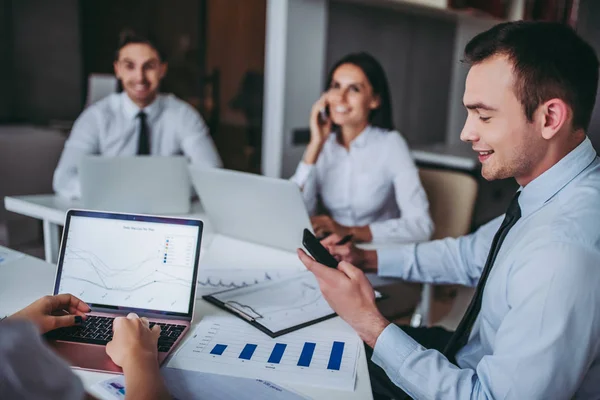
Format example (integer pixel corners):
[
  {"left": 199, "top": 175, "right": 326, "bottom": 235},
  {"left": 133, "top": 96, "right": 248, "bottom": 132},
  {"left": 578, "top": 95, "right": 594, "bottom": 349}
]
[
  {"left": 196, "top": 268, "right": 302, "bottom": 298},
  {"left": 209, "top": 271, "right": 332, "bottom": 333},
  {"left": 166, "top": 316, "right": 360, "bottom": 391},
  {"left": 208, "top": 271, "right": 380, "bottom": 334},
  {"left": 0, "top": 247, "right": 24, "bottom": 267},
  {"left": 90, "top": 370, "right": 308, "bottom": 400}
]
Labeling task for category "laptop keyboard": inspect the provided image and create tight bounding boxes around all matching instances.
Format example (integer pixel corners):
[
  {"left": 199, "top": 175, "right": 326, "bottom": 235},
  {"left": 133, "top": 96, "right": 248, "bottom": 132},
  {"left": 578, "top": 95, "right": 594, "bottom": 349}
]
[{"left": 45, "top": 315, "right": 186, "bottom": 352}]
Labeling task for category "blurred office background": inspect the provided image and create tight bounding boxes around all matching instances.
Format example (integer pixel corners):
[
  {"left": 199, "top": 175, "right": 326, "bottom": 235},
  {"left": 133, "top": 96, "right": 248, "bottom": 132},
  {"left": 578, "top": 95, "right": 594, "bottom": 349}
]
[{"left": 1, "top": 0, "right": 600, "bottom": 257}]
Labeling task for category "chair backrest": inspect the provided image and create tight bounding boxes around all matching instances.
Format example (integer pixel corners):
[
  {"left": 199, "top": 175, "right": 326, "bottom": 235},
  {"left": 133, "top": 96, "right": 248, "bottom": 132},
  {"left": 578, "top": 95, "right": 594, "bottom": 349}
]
[
  {"left": 86, "top": 74, "right": 118, "bottom": 107},
  {"left": 417, "top": 167, "right": 479, "bottom": 330},
  {"left": 418, "top": 167, "right": 478, "bottom": 240}
]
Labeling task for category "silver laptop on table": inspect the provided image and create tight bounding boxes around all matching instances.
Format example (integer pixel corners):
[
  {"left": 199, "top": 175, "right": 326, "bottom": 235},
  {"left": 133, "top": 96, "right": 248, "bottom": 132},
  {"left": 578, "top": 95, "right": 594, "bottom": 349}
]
[
  {"left": 79, "top": 156, "right": 191, "bottom": 214},
  {"left": 189, "top": 167, "right": 312, "bottom": 252},
  {"left": 45, "top": 209, "right": 203, "bottom": 373}
]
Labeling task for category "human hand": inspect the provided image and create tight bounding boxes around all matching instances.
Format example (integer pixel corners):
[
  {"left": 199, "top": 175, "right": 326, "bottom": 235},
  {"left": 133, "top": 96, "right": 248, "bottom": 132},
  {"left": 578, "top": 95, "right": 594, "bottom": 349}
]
[
  {"left": 106, "top": 313, "right": 161, "bottom": 370},
  {"left": 304, "top": 94, "right": 333, "bottom": 165},
  {"left": 309, "top": 93, "right": 333, "bottom": 146},
  {"left": 9, "top": 294, "right": 90, "bottom": 334},
  {"left": 297, "top": 249, "right": 389, "bottom": 348},
  {"left": 321, "top": 233, "right": 378, "bottom": 272},
  {"left": 311, "top": 215, "right": 351, "bottom": 239}
]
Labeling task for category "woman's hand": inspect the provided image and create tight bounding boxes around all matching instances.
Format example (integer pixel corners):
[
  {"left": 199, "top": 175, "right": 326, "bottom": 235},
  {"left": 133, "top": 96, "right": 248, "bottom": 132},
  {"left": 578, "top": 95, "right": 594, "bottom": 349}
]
[
  {"left": 311, "top": 215, "right": 351, "bottom": 238},
  {"left": 106, "top": 313, "right": 161, "bottom": 370},
  {"left": 8, "top": 294, "right": 90, "bottom": 334},
  {"left": 304, "top": 93, "right": 332, "bottom": 165}
]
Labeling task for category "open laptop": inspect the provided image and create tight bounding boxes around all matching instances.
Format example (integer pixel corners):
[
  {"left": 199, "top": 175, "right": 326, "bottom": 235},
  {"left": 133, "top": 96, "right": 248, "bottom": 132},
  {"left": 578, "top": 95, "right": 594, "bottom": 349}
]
[
  {"left": 189, "top": 167, "right": 312, "bottom": 252},
  {"left": 45, "top": 209, "right": 203, "bottom": 373},
  {"left": 79, "top": 156, "right": 191, "bottom": 214}
]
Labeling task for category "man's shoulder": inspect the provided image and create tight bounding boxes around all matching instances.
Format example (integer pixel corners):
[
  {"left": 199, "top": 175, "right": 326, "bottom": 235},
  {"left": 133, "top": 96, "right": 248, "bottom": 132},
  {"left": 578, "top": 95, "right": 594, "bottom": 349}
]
[
  {"left": 82, "top": 93, "right": 122, "bottom": 118},
  {"left": 520, "top": 167, "right": 600, "bottom": 255},
  {"left": 159, "top": 93, "right": 200, "bottom": 116}
]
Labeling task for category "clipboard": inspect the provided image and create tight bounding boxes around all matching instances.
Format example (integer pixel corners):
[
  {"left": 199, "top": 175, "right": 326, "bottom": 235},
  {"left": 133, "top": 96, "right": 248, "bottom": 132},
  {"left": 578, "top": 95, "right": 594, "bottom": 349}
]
[{"left": 202, "top": 271, "right": 384, "bottom": 338}]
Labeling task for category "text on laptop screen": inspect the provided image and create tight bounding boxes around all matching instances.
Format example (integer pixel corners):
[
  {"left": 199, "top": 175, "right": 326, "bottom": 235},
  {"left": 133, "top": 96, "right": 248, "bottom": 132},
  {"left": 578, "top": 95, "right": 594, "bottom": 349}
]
[{"left": 57, "top": 215, "right": 199, "bottom": 314}]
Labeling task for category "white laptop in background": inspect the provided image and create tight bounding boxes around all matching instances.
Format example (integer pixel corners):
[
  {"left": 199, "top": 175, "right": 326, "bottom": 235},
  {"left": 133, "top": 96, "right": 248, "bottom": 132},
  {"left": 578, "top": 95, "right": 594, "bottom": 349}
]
[
  {"left": 79, "top": 156, "right": 191, "bottom": 214},
  {"left": 46, "top": 209, "right": 204, "bottom": 373},
  {"left": 189, "top": 167, "right": 312, "bottom": 252}
]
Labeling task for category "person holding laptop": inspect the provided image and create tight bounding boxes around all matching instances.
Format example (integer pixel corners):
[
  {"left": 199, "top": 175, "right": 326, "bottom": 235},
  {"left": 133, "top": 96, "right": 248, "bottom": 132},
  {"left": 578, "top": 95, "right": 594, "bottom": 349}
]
[
  {"left": 0, "top": 294, "right": 170, "bottom": 399},
  {"left": 290, "top": 52, "right": 433, "bottom": 244},
  {"left": 53, "top": 29, "right": 222, "bottom": 199},
  {"left": 298, "top": 22, "right": 600, "bottom": 399}
]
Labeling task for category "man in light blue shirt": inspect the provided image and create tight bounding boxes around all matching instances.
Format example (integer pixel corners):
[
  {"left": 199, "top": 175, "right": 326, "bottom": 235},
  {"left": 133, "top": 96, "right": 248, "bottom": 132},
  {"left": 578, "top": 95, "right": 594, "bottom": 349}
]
[
  {"left": 53, "top": 30, "right": 222, "bottom": 199},
  {"left": 297, "top": 21, "right": 600, "bottom": 399}
]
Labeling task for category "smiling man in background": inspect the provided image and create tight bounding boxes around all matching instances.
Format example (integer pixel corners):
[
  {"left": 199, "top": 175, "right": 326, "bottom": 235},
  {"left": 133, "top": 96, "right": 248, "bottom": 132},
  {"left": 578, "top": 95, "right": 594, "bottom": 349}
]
[{"left": 53, "top": 30, "right": 222, "bottom": 199}]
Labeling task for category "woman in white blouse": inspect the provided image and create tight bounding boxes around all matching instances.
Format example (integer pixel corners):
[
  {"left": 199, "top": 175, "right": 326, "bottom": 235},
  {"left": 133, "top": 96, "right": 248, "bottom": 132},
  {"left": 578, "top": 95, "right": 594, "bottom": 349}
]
[{"left": 291, "top": 52, "right": 433, "bottom": 243}]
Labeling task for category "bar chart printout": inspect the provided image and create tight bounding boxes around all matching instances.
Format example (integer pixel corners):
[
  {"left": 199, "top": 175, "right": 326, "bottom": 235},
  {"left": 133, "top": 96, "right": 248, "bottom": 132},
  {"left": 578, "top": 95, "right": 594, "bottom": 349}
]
[{"left": 166, "top": 316, "right": 360, "bottom": 391}]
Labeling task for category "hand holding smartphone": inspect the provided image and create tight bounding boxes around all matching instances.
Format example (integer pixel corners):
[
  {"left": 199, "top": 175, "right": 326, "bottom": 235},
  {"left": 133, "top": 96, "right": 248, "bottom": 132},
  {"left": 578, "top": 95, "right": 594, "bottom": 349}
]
[
  {"left": 317, "top": 105, "right": 329, "bottom": 126},
  {"left": 302, "top": 229, "right": 339, "bottom": 269}
]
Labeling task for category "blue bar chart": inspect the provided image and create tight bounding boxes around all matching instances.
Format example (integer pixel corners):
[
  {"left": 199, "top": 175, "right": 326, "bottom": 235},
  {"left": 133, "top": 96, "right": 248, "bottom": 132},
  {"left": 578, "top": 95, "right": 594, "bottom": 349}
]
[
  {"left": 210, "top": 344, "right": 227, "bottom": 355},
  {"left": 327, "top": 341, "right": 345, "bottom": 371},
  {"left": 267, "top": 343, "right": 287, "bottom": 364},
  {"left": 239, "top": 344, "right": 258, "bottom": 360},
  {"left": 297, "top": 342, "right": 316, "bottom": 367},
  {"left": 208, "top": 340, "right": 345, "bottom": 370},
  {"left": 168, "top": 316, "right": 360, "bottom": 391}
]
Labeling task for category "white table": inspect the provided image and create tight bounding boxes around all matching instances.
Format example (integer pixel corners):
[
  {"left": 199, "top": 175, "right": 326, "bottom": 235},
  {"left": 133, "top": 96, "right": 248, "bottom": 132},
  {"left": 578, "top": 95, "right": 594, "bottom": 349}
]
[
  {"left": 0, "top": 245, "right": 374, "bottom": 400},
  {"left": 4, "top": 194, "right": 207, "bottom": 263},
  {"left": 3, "top": 193, "right": 422, "bottom": 319}
]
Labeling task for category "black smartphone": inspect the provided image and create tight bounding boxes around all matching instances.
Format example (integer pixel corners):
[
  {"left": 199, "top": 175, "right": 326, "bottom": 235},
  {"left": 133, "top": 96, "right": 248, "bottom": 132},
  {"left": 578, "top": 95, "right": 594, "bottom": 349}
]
[
  {"left": 302, "top": 229, "right": 339, "bottom": 268},
  {"left": 317, "top": 105, "right": 329, "bottom": 125}
]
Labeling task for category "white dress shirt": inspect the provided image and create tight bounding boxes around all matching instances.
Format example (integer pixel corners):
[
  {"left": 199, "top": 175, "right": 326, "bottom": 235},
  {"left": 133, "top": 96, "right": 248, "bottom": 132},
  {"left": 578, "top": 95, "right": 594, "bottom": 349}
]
[
  {"left": 372, "top": 137, "right": 600, "bottom": 399},
  {"left": 53, "top": 92, "right": 222, "bottom": 199},
  {"left": 291, "top": 126, "right": 433, "bottom": 243}
]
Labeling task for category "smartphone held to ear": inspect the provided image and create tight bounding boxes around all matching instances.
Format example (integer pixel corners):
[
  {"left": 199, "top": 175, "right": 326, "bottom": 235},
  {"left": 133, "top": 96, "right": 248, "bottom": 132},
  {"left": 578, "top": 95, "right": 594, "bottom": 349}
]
[
  {"left": 317, "top": 105, "right": 329, "bottom": 125},
  {"left": 302, "top": 229, "right": 339, "bottom": 268}
]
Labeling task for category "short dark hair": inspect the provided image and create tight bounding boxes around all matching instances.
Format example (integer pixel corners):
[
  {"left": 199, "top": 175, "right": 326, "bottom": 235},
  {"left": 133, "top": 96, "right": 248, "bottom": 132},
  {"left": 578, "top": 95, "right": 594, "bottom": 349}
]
[
  {"left": 114, "top": 29, "right": 166, "bottom": 62},
  {"left": 464, "top": 21, "right": 599, "bottom": 131},
  {"left": 325, "top": 52, "right": 395, "bottom": 131}
]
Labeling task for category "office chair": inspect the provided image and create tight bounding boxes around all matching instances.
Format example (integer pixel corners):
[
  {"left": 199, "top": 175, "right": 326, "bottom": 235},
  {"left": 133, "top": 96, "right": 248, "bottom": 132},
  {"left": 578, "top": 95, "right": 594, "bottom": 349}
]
[
  {"left": 410, "top": 167, "right": 479, "bottom": 327},
  {"left": 86, "top": 74, "right": 118, "bottom": 107}
]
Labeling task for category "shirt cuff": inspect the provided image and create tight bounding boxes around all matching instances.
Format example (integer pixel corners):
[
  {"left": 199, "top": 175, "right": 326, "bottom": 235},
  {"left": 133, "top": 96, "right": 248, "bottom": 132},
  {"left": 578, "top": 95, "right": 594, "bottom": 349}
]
[
  {"left": 372, "top": 323, "right": 420, "bottom": 372},
  {"left": 376, "top": 244, "right": 415, "bottom": 278},
  {"left": 291, "top": 162, "right": 315, "bottom": 189},
  {"left": 369, "top": 221, "right": 387, "bottom": 242}
]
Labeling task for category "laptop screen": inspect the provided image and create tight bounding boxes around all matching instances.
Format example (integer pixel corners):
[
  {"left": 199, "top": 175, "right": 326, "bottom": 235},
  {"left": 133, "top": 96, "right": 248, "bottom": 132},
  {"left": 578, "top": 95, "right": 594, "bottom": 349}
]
[{"left": 54, "top": 210, "right": 203, "bottom": 318}]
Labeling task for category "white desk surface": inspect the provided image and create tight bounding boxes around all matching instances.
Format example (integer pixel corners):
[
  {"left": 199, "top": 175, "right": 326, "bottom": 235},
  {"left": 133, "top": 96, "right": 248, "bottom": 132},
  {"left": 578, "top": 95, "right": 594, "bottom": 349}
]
[
  {"left": 0, "top": 242, "right": 373, "bottom": 400},
  {"left": 4, "top": 194, "right": 207, "bottom": 227}
]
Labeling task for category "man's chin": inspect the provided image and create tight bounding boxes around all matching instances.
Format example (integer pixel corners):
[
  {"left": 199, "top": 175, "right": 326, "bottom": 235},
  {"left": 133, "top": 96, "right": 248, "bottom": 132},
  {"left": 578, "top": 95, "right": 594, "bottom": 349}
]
[
  {"left": 125, "top": 90, "right": 156, "bottom": 105},
  {"left": 481, "top": 166, "right": 512, "bottom": 182}
]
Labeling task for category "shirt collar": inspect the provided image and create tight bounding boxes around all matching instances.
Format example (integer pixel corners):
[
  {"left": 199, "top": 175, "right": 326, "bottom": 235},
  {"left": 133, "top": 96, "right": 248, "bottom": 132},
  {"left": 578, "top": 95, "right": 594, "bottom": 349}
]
[
  {"left": 120, "top": 91, "right": 162, "bottom": 121},
  {"left": 518, "top": 137, "right": 597, "bottom": 217},
  {"left": 329, "top": 125, "right": 375, "bottom": 149}
]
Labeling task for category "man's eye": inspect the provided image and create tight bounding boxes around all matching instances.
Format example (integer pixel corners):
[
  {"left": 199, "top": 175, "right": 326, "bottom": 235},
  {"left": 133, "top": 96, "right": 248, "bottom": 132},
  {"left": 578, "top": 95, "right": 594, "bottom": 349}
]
[{"left": 479, "top": 116, "right": 491, "bottom": 122}]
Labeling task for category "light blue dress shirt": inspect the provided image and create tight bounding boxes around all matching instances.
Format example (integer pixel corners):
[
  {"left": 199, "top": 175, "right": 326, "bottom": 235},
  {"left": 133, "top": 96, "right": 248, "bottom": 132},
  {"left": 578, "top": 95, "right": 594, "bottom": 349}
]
[
  {"left": 53, "top": 92, "right": 222, "bottom": 199},
  {"left": 372, "top": 137, "right": 600, "bottom": 399}
]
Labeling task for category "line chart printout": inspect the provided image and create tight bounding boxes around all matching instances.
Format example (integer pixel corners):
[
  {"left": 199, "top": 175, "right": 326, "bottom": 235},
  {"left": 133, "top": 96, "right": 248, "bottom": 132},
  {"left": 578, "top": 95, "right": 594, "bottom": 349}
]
[
  {"left": 195, "top": 268, "right": 302, "bottom": 298},
  {"left": 57, "top": 216, "right": 199, "bottom": 314},
  {"left": 166, "top": 316, "right": 360, "bottom": 391}
]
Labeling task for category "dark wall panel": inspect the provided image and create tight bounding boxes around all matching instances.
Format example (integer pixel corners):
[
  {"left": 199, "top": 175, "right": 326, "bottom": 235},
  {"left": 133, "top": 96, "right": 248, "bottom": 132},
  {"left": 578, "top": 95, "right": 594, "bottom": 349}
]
[
  {"left": 327, "top": 1, "right": 456, "bottom": 145},
  {"left": 11, "top": 0, "right": 82, "bottom": 122}
]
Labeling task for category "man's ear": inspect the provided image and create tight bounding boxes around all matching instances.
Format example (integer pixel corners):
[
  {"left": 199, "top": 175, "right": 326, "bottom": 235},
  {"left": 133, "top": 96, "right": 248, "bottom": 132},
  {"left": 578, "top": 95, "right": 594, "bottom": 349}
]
[
  {"left": 113, "top": 61, "right": 121, "bottom": 79},
  {"left": 159, "top": 62, "right": 168, "bottom": 80},
  {"left": 539, "top": 98, "right": 569, "bottom": 140}
]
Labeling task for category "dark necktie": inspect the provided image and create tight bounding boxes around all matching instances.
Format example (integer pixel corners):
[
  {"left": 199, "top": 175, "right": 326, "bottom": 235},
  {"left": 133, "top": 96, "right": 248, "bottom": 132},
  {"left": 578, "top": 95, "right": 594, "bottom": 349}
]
[
  {"left": 137, "top": 111, "right": 150, "bottom": 155},
  {"left": 443, "top": 191, "right": 522, "bottom": 363}
]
